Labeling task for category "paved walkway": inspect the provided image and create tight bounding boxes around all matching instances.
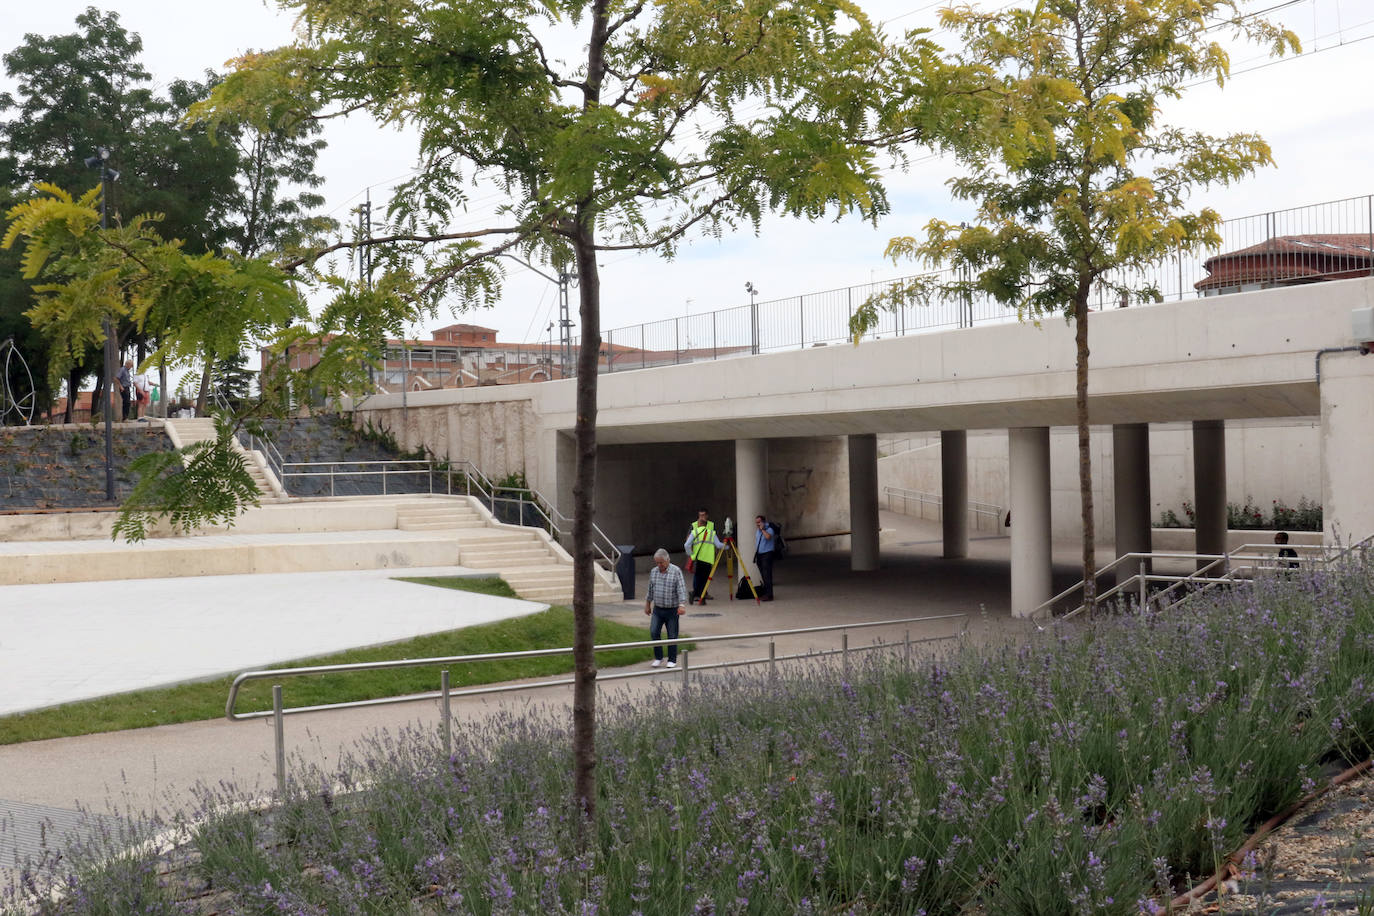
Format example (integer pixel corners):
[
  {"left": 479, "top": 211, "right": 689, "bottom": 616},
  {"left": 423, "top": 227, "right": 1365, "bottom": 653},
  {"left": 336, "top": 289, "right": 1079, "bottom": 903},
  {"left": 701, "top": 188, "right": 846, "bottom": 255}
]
[
  {"left": 0, "top": 511, "right": 1075, "bottom": 869},
  {"left": 0, "top": 567, "right": 546, "bottom": 716}
]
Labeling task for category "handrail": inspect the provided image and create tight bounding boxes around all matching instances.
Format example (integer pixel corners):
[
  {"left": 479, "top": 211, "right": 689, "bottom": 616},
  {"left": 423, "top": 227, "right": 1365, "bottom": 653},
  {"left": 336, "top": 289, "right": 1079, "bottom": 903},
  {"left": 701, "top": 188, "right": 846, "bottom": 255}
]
[
  {"left": 1040, "top": 534, "right": 1373, "bottom": 621},
  {"left": 445, "top": 458, "right": 623, "bottom": 572},
  {"left": 226, "top": 612, "right": 969, "bottom": 795},
  {"left": 882, "top": 485, "right": 1003, "bottom": 521}
]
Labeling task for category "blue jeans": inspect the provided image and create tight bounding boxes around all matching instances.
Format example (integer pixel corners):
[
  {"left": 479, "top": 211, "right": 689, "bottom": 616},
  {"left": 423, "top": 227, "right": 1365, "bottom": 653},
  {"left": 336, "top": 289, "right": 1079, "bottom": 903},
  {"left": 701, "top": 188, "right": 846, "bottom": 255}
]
[{"left": 650, "top": 606, "right": 680, "bottom": 662}]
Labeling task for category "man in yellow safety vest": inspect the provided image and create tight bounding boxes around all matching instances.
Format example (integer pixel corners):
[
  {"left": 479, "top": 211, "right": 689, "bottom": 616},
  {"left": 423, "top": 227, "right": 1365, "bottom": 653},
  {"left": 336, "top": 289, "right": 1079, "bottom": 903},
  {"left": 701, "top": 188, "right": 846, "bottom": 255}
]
[{"left": 684, "top": 507, "right": 724, "bottom": 604}]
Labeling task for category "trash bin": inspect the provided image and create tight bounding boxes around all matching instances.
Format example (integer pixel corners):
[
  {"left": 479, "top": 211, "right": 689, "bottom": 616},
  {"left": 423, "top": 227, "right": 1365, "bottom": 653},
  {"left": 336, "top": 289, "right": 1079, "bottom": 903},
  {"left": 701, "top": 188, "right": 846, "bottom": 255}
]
[{"left": 615, "top": 546, "right": 635, "bottom": 600}]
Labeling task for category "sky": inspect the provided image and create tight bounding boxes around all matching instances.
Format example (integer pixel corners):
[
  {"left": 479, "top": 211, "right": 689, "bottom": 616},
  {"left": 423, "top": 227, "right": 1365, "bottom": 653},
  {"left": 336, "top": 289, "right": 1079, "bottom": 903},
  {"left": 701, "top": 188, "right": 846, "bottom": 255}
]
[{"left": 5, "top": 0, "right": 1374, "bottom": 348}]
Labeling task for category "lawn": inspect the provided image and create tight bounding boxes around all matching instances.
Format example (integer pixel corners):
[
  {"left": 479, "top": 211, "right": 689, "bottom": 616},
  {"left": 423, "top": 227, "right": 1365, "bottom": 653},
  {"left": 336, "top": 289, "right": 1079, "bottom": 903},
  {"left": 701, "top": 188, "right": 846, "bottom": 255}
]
[{"left": 0, "top": 576, "right": 654, "bottom": 746}]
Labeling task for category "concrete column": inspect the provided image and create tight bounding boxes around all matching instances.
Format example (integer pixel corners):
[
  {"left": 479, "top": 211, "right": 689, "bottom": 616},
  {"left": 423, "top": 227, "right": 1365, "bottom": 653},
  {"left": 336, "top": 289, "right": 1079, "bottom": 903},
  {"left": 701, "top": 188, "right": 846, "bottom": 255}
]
[
  {"left": 1320, "top": 353, "right": 1374, "bottom": 544},
  {"left": 848, "top": 433, "right": 880, "bottom": 571},
  {"left": 1009, "top": 427, "right": 1052, "bottom": 617},
  {"left": 735, "top": 438, "right": 768, "bottom": 581},
  {"left": 1112, "top": 423, "right": 1152, "bottom": 588},
  {"left": 941, "top": 430, "right": 969, "bottom": 559},
  {"left": 1192, "top": 420, "right": 1227, "bottom": 569}
]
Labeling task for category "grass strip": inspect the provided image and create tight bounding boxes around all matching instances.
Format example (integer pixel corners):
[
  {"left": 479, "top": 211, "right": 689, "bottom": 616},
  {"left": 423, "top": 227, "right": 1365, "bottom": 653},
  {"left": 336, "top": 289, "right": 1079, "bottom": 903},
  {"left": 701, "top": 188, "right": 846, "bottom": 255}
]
[{"left": 0, "top": 577, "right": 663, "bottom": 746}]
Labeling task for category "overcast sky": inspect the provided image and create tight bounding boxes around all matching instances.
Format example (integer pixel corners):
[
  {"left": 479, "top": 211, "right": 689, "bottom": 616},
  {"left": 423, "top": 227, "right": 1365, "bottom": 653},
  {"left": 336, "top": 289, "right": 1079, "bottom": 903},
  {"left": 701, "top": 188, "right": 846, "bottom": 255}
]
[{"left": 5, "top": 0, "right": 1373, "bottom": 347}]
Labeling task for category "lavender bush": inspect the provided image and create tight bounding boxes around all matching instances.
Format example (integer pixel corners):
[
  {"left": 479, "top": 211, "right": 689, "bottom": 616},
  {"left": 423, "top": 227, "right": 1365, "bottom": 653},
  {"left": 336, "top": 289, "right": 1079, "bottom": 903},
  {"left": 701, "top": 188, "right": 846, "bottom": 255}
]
[{"left": 6, "top": 554, "right": 1374, "bottom": 914}]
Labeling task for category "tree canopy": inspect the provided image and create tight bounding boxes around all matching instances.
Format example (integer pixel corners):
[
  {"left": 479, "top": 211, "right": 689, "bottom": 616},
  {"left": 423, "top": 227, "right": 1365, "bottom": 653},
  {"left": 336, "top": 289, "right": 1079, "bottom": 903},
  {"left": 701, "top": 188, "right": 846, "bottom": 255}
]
[
  {"left": 0, "top": 7, "right": 334, "bottom": 420},
  {"left": 194, "top": 0, "right": 949, "bottom": 823},
  {"left": 852, "top": 0, "right": 1299, "bottom": 609}
]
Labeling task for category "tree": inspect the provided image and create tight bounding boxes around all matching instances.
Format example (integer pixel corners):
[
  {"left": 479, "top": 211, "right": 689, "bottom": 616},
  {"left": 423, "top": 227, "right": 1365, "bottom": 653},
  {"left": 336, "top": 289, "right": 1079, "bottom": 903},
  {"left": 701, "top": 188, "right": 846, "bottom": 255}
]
[
  {"left": 194, "top": 0, "right": 937, "bottom": 823},
  {"left": 853, "top": 0, "right": 1297, "bottom": 612},
  {"left": 2, "top": 182, "right": 303, "bottom": 532},
  {"left": 0, "top": 10, "right": 336, "bottom": 418}
]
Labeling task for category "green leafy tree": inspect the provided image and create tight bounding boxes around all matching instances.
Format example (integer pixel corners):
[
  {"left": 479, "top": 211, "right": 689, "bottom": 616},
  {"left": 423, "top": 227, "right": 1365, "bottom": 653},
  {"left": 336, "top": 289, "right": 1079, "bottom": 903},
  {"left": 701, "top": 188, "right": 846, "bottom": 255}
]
[
  {"left": 853, "top": 0, "right": 1297, "bottom": 611},
  {"left": 0, "top": 7, "right": 162, "bottom": 417},
  {"left": 2, "top": 182, "right": 303, "bottom": 531},
  {"left": 194, "top": 0, "right": 941, "bottom": 822},
  {"left": 0, "top": 10, "right": 335, "bottom": 417}
]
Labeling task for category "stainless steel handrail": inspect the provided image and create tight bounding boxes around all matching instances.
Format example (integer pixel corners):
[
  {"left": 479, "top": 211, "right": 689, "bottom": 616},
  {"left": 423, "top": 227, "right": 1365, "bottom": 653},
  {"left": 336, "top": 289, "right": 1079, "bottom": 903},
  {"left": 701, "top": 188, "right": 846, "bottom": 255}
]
[
  {"left": 882, "top": 485, "right": 1003, "bottom": 523},
  {"left": 227, "top": 612, "right": 969, "bottom": 795},
  {"left": 1040, "top": 535, "right": 1372, "bottom": 621}
]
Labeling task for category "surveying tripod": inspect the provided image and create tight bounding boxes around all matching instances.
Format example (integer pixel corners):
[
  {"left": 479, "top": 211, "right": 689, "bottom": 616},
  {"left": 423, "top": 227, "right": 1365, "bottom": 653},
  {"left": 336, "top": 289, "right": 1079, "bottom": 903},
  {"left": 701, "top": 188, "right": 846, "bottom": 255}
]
[{"left": 696, "top": 536, "right": 760, "bottom": 605}]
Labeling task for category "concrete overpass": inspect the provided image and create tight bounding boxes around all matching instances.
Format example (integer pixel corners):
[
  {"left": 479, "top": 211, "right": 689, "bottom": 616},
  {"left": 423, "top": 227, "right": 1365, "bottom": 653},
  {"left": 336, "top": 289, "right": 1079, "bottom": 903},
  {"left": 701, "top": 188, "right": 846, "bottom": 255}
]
[{"left": 353, "top": 276, "right": 1374, "bottom": 615}]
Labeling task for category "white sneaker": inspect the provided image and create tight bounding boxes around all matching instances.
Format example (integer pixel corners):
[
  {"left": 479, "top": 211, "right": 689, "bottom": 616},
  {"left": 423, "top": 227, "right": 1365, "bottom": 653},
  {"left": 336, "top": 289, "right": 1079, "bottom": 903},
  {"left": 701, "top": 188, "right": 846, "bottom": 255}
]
[
  {"left": 650, "top": 659, "right": 662, "bottom": 668},
  {"left": 666, "top": 661, "right": 677, "bottom": 668}
]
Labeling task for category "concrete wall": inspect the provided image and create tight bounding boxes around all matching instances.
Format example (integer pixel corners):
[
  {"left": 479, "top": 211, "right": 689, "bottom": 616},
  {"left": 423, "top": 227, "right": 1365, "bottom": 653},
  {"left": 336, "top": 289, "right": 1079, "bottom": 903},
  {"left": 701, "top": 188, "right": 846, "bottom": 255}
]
[
  {"left": 356, "top": 400, "right": 539, "bottom": 484},
  {"left": 767, "top": 436, "right": 853, "bottom": 554},
  {"left": 596, "top": 441, "right": 735, "bottom": 556},
  {"left": 878, "top": 418, "right": 1323, "bottom": 545}
]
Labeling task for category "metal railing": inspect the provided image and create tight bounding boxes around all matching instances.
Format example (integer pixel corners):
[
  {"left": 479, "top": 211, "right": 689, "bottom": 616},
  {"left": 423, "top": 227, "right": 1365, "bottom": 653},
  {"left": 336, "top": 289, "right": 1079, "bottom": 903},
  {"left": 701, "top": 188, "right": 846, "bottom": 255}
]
[
  {"left": 1035, "top": 533, "right": 1374, "bottom": 621},
  {"left": 572, "top": 193, "right": 1374, "bottom": 374},
  {"left": 882, "top": 485, "right": 1004, "bottom": 532},
  {"left": 240, "top": 441, "right": 623, "bottom": 573},
  {"left": 444, "top": 458, "right": 622, "bottom": 573},
  {"left": 226, "top": 613, "right": 969, "bottom": 795}
]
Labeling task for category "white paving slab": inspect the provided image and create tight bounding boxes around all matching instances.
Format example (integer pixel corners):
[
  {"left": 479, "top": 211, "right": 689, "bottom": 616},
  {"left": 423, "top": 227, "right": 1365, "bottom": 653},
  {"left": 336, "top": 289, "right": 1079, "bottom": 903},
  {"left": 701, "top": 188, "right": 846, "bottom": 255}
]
[{"left": 0, "top": 566, "right": 546, "bottom": 716}]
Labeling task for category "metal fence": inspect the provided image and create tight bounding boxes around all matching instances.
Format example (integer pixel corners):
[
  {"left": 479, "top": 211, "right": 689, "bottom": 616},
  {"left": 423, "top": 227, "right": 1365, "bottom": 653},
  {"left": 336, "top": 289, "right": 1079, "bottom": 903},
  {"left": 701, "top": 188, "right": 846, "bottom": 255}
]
[
  {"left": 578, "top": 194, "right": 1374, "bottom": 372},
  {"left": 225, "top": 613, "right": 969, "bottom": 795}
]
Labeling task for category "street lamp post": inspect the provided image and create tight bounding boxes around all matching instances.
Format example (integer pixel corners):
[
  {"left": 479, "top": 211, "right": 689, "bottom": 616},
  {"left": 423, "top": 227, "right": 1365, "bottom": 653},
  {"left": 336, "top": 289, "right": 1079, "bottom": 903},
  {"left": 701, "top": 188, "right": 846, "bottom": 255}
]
[
  {"left": 745, "top": 281, "right": 760, "bottom": 355},
  {"left": 85, "top": 147, "right": 120, "bottom": 502}
]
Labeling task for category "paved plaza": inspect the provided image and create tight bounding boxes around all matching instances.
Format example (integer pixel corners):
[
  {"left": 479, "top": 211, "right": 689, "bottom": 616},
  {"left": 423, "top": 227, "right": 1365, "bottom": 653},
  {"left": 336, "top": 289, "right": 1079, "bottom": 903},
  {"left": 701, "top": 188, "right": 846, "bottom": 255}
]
[{"left": 0, "top": 566, "right": 547, "bottom": 717}]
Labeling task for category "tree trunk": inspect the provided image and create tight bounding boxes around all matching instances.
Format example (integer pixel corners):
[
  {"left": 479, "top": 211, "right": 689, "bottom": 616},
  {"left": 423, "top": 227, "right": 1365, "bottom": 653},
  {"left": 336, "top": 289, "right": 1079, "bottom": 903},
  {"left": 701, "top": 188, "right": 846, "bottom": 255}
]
[
  {"left": 569, "top": 0, "right": 611, "bottom": 839},
  {"left": 65, "top": 368, "right": 81, "bottom": 424},
  {"left": 570, "top": 218, "right": 601, "bottom": 828},
  {"left": 196, "top": 361, "right": 212, "bottom": 415},
  {"left": 90, "top": 371, "right": 106, "bottom": 422},
  {"left": 1074, "top": 288, "right": 1096, "bottom": 611}
]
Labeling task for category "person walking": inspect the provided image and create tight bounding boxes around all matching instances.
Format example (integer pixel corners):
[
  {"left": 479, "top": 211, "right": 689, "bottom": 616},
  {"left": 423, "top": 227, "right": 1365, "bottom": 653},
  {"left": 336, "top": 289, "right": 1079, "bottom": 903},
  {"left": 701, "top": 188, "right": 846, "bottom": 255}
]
[
  {"left": 754, "top": 514, "right": 777, "bottom": 601},
  {"left": 644, "top": 548, "right": 687, "bottom": 668},
  {"left": 116, "top": 359, "right": 134, "bottom": 421},
  {"left": 684, "top": 508, "right": 724, "bottom": 604}
]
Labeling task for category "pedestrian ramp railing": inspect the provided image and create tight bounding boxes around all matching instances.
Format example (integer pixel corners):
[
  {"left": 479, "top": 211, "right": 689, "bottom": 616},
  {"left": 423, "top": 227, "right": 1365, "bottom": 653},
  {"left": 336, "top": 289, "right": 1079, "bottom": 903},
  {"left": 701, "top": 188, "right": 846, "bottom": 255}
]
[
  {"left": 1034, "top": 533, "right": 1374, "bottom": 621},
  {"left": 882, "top": 485, "right": 1004, "bottom": 533},
  {"left": 225, "top": 613, "right": 968, "bottom": 796}
]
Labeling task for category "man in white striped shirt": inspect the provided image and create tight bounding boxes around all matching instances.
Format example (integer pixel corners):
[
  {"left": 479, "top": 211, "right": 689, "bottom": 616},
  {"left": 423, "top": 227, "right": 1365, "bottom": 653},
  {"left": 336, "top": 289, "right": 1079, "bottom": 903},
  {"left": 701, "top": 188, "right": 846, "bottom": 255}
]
[{"left": 643, "top": 548, "right": 687, "bottom": 668}]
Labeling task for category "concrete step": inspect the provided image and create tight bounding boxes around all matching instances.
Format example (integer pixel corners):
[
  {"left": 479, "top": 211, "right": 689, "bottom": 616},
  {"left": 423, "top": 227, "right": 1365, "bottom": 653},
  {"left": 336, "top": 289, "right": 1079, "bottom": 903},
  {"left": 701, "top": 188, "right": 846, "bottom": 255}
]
[
  {"left": 398, "top": 518, "right": 486, "bottom": 531},
  {"left": 460, "top": 548, "right": 554, "bottom": 565},
  {"left": 396, "top": 505, "right": 482, "bottom": 518},
  {"left": 462, "top": 555, "right": 563, "bottom": 570}
]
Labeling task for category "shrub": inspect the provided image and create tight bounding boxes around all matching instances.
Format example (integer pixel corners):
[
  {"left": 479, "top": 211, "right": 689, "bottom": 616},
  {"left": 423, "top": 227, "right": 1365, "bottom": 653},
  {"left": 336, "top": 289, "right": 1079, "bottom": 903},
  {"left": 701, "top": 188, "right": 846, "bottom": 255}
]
[{"left": 10, "top": 558, "right": 1374, "bottom": 914}]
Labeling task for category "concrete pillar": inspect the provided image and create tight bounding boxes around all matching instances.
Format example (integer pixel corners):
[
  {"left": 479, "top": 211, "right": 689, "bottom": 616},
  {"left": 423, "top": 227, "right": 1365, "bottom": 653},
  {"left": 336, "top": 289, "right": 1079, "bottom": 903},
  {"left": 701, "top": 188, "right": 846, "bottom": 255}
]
[
  {"left": 848, "top": 433, "right": 880, "bottom": 571},
  {"left": 1192, "top": 420, "right": 1227, "bottom": 568},
  {"left": 941, "top": 430, "right": 969, "bottom": 559},
  {"left": 735, "top": 438, "right": 768, "bottom": 581},
  {"left": 1009, "top": 427, "right": 1052, "bottom": 617},
  {"left": 1112, "top": 423, "right": 1152, "bottom": 588},
  {"left": 1320, "top": 353, "right": 1374, "bottom": 544}
]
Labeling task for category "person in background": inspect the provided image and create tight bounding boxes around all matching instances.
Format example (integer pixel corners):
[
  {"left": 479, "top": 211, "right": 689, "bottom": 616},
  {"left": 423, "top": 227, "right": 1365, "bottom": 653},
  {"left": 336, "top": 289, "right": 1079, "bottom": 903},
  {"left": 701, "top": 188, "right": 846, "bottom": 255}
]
[
  {"left": 1275, "top": 530, "right": 1299, "bottom": 573},
  {"left": 684, "top": 507, "right": 724, "bottom": 604},
  {"left": 116, "top": 359, "right": 133, "bottom": 420},
  {"left": 644, "top": 548, "right": 687, "bottom": 668},
  {"left": 754, "top": 514, "right": 777, "bottom": 601}
]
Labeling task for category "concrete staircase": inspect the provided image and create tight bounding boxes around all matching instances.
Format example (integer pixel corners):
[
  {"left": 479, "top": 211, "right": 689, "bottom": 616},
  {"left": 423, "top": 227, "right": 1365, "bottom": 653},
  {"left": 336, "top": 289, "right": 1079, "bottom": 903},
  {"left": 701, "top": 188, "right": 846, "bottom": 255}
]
[
  {"left": 392, "top": 502, "right": 623, "bottom": 605},
  {"left": 395, "top": 502, "right": 486, "bottom": 531},
  {"left": 162, "top": 418, "right": 284, "bottom": 501}
]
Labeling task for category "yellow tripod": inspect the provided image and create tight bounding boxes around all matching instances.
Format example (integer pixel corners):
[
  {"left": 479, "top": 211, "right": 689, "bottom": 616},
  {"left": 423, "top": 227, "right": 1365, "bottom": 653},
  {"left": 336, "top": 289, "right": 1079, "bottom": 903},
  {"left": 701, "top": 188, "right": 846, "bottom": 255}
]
[{"left": 696, "top": 536, "right": 760, "bottom": 605}]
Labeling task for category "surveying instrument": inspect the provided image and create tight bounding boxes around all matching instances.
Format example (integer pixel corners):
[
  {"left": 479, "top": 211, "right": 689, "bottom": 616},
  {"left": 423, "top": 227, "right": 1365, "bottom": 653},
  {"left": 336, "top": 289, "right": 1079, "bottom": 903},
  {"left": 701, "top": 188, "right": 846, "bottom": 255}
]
[{"left": 696, "top": 517, "right": 760, "bottom": 605}]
